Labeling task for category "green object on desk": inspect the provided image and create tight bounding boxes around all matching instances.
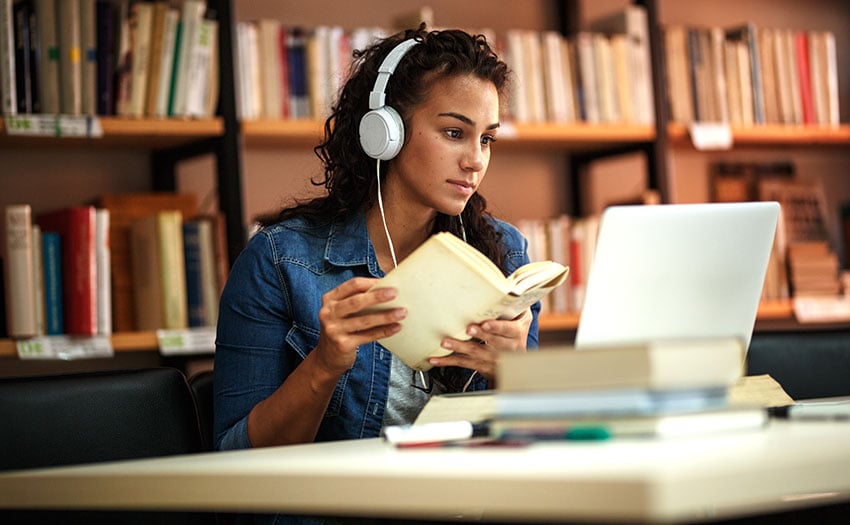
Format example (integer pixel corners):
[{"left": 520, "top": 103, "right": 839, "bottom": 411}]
[{"left": 565, "top": 426, "right": 612, "bottom": 441}]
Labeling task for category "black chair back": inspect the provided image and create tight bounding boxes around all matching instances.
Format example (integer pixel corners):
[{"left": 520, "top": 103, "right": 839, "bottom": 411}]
[{"left": 0, "top": 367, "right": 204, "bottom": 471}]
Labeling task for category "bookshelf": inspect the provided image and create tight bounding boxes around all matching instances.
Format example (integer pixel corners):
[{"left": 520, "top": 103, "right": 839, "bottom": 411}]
[{"left": 4, "top": 0, "right": 850, "bottom": 365}]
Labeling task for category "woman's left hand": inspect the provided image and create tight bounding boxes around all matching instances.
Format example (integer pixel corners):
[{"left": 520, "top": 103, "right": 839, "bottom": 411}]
[{"left": 427, "top": 309, "right": 532, "bottom": 381}]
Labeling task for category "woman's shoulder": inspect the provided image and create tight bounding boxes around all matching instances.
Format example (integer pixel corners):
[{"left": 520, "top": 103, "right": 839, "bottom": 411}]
[{"left": 245, "top": 216, "right": 334, "bottom": 260}]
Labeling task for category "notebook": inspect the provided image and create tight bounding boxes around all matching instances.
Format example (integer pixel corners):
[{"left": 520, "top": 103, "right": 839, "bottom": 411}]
[{"left": 574, "top": 202, "right": 780, "bottom": 352}]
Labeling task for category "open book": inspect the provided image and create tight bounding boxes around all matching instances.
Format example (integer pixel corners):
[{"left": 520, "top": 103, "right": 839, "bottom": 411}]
[{"left": 370, "top": 232, "right": 569, "bottom": 370}]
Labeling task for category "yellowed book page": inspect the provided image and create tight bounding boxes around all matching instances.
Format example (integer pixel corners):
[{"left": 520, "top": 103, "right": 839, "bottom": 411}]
[
  {"left": 729, "top": 374, "right": 794, "bottom": 407},
  {"left": 414, "top": 392, "right": 496, "bottom": 425}
]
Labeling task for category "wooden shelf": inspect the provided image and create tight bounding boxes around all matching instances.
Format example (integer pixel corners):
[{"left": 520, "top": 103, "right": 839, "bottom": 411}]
[
  {"left": 0, "top": 331, "right": 160, "bottom": 358},
  {"left": 0, "top": 117, "right": 224, "bottom": 149},
  {"left": 534, "top": 299, "right": 795, "bottom": 333},
  {"left": 242, "top": 119, "right": 655, "bottom": 151},
  {"left": 668, "top": 122, "right": 850, "bottom": 147}
]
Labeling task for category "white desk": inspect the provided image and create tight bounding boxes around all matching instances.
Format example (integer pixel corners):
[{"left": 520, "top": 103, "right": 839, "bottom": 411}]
[{"left": 1, "top": 420, "right": 849, "bottom": 523}]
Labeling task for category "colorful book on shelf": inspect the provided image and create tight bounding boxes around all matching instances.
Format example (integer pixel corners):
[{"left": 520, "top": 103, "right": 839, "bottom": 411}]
[
  {"left": 56, "top": 0, "right": 82, "bottom": 115},
  {"left": 130, "top": 210, "right": 188, "bottom": 331},
  {"left": 41, "top": 231, "right": 63, "bottom": 335},
  {"left": 369, "top": 232, "right": 569, "bottom": 371},
  {"left": 182, "top": 219, "right": 221, "bottom": 328},
  {"left": 3, "top": 204, "right": 37, "bottom": 338},
  {"left": 95, "top": 0, "right": 115, "bottom": 115},
  {"left": 33, "top": 0, "right": 59, "bottom": 114},
  {"left": 36, "top": 206, "right": 97, "bottom": 336},
  {"left": 497, "top": 338, "right": 745, "bottom": 394},
  {"left": 79, "top": 0, "right": 96, "bottom": 115},
  {"left": 0, "top": 0, "right": 16, "bottom": 116},
  {"left": 97, "top": 193, "right": 197, "bottom": 332}
]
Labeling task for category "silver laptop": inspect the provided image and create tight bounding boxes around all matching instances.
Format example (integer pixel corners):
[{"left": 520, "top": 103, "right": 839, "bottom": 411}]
[{"left": 575, "top": 202, "right": 780, "bottom": 352}]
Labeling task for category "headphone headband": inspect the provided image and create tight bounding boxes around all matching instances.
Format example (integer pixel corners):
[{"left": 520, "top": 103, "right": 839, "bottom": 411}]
[{"left": 368, "top": 39, "right": 420, "bottom": 109}]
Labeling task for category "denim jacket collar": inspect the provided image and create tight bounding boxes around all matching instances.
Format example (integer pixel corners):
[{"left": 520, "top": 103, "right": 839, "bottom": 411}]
[{"left": 326, "top": 210, "right": 384, "bottom": 277}]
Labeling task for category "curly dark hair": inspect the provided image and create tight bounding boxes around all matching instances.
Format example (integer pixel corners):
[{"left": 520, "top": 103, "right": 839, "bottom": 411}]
[
  {"left": 259, "top": 26, "right": 512, "bottom": 393},
  {"left": 259, "top": 25, "right": 511, "bottom": 269}
]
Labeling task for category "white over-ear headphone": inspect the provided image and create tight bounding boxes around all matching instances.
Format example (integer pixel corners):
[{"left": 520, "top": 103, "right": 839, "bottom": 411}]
[{"left": 359, "top": 39, "right": 420, "bottom": 160}]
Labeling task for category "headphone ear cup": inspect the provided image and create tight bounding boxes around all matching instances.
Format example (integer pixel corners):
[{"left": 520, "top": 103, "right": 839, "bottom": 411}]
[{"left": 359, "top": 105, "right": 405, "bottom": 161}]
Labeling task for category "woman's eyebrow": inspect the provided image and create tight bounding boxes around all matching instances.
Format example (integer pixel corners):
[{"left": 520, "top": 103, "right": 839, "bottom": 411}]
[{"left": 438, "top": 112, "right": 500, "bottom": 130}]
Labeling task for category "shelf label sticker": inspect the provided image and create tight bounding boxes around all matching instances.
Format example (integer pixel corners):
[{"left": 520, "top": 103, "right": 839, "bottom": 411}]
[
  {"left": 5, "top": 114, "right": 104, "bottom": 138},
  {"left": 157, "top": 326, "right": 216, "bottom": 355},
  {"left": 793, "top": 296, "right": 850, "bottom": 323},
  {"left": 16, "top": 335, "right": 114, "bottom": 360},
  {"left": 689, "top": 123, "right": 733, "bottom": 150}
]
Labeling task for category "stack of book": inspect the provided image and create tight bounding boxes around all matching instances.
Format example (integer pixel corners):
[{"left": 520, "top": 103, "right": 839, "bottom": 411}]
[
  {"left": 386, "top": 339, "right": 770, "bottom": 446},
  {"left": 487, "top": 339, "right": 765, "bottom": 441}
]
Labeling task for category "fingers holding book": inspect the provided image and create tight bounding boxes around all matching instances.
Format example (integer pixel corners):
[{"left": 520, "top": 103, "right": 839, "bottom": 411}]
[
  {"left": 429, "top": 308, "right": 532, "bottom": 380},
  {"left": 315, "top": 277, "right": 407, "bottom": 374}
]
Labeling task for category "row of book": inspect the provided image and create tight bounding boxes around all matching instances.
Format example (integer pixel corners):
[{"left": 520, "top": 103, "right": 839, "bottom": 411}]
[
  {"left": 233, "top": 4, "right": 655, "bottom": 126},
  {"left": 1, "top": 195, "right": 228, "bottom": 340},
  {"left": 664, "top": 23, "right": 840, "bottom": 127},
  {"left": 0, "top": 0, "right": 218, "bottom": 118}
]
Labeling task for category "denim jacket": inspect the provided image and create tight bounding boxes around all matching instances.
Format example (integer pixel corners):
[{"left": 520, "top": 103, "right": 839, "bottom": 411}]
[{"left": 214, "top": 210, "right": 539, "bottom": 451}]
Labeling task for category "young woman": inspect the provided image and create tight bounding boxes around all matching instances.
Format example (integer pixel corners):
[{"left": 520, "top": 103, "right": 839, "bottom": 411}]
[{"left": 214, "top": 26, "right": 540, "bottom": 452}]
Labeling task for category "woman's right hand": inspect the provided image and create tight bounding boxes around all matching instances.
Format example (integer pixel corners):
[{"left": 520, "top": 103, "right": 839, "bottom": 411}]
[{"left": 314, "top": 277, "right": 406, "bottom": 376}]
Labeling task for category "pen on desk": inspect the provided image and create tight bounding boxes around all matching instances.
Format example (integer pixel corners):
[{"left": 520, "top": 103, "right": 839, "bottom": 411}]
[
  {"left": 382, "top": 421, "right": 489, "bottom": 446},
  {"left": 769, "top": 402, "right": 850, "bottom": 421}
]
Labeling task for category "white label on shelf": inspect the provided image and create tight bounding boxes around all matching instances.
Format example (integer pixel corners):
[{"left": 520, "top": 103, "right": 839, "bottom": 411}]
[
  {"left": 4, "top": 114, "right": 104, "bottom": 138},
  {"left": 689, "top": 123, "right": 733, "bottom": 150},
  {"left": 16, "top": 335, "right": 114, "bottom": 360},
  {"left": 793, "top": 296, "right": 850, "bottom": 323},
  {"left": 157, "top": 326, "right": 216, "bottom": 355}
]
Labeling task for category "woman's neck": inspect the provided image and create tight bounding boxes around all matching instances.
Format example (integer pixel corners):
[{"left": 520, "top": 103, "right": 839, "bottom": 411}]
[{"left": 366, "top": 205, "right": 434, "bottom": 272}]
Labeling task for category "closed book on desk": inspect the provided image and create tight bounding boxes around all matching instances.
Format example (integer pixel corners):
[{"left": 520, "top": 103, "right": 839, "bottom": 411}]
[
  {"left": 369, "top": 232, "right": 568, "bottom": 371},
  {"left": 497, "top": 338, "right": 745, "bottom": 393},
  {"left": 494, "top": 386, "right": 730, "bottom": 420},
  {"left": 490, "top": 406, "right": 767, "bottom": 440}
]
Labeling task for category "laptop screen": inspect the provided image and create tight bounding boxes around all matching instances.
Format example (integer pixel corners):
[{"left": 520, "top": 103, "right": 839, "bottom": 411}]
[{"left": 574, "top": 202, "right": 780, "bottom": 352}]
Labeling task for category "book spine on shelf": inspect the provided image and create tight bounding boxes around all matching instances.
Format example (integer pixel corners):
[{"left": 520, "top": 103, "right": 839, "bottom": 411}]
[
  {"left": 95, "top": 0, "right": 115, "bottom": 115},
  {"left": 183, "top": 220, "right": 205, "bottom": 328},
  {"left": 56, "top": 0, "right": 82, "bottom": 115},
  {"left": 0, "top": 0, "right": 17, "bottom": 115},
  {"left": 34, "top": 0, "right": 58, "bottom": 113},
  {"left": 3, "top": 205, "right": 37, "bottom": 337},
  {"left": 37, "top": 207, "right": 97, "bottom": 336},
  {"left": 41, "top": 231, "right": 63, "bottom": 335},
  {"left": 79, "top": 0, "right": 96, "bottom": 115}
]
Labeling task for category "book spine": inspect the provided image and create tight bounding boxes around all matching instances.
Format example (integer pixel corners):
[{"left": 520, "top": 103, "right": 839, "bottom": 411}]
[
  {"left": 182, "top": 221, "right": 205, "bottom": 327},
  {"left": 184, "top": 17, "right": 215, "bottom": 117},
  {"left": 154, "top": 7, "right": 179, "bottom": 116},
  {"left": 95, "top": 208, "right": 111, "bottom": 335},
  {"left": 197, "top": 219, "right": 219, "bottom": 326},
  {"left": 95, "top": 0, "right": 115, "bottom": 115},
  {"left": 127, "top": 1, "right": 153, "bottom": 117},
  {"left": 4, "top": 205, "right": 36, "bottom": 337},
  {"left": 57, "top": 0, "right": 82, "bottom": 115},
  {"left": 170, "top": 0, "right": 205, "bottom": 116},
  {"left": 37, "top": 207, "right": 97, "bottom": 336},
  {"left": 158, "top": 211, "right": 188, "bottom": 329},
  {"left": 34, "top": 0, "right": 58, "bottom": 113},
  {"left": 0, "top": 0, "right": 17, "bottom": 115},
  {"left": 31, "top": 224, "right": 44, "bottom": 335},
  {"left": 79, "top": 0, "right": 96, "bottom": 115},
  {"left": 41, "top": 231, "right": 63, "bottom": 335},
  {"left": 13, "top": 0, "right": 32, "bottom": 113}
]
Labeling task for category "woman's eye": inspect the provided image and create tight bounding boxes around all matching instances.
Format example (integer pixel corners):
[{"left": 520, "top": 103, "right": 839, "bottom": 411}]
[
  {"left": 445, "top": 129, "right": 462, "bottom": 139},
  {"left": 481, "top": 135, "right": 497, "bottom": 146}
]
